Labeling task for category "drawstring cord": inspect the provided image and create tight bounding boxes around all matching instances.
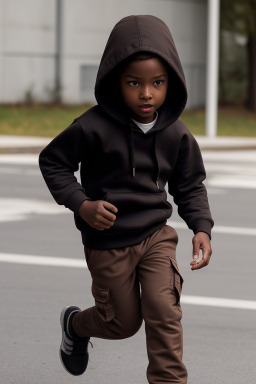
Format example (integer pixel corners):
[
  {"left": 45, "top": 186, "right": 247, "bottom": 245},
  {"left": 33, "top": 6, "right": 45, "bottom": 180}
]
[
  {"left": 129, "top": 123, "right": 160, "bottom": 189},
  {"left": 129, "top": 124, "right": 136, "bottom": 178},
  {"left": 154, "top": 133, "right": 160, "bottom": 189}
]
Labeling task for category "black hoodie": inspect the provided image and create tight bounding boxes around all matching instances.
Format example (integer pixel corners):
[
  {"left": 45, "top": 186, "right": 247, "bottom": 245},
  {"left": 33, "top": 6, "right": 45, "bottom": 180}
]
[{"left": 39, "top": 15, "right": 213, "bottom": 249}]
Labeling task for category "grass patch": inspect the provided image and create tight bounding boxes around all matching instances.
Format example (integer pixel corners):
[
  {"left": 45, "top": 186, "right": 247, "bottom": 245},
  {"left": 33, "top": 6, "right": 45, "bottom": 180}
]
[
  {"left": 0, "top": 104, "right": 88, "bottom": 137},
  {"left": 0, "top": 104, "right": 256, "bottom": 137},
  {"left": 182, "top": 107, "right": 256, "bottom": 137}
]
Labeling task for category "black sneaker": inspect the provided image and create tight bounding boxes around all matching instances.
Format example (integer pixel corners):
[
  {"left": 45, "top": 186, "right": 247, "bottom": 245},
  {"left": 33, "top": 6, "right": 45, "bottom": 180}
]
[{"left": 59, "top": 306, "right": 91, "bottom": 376}]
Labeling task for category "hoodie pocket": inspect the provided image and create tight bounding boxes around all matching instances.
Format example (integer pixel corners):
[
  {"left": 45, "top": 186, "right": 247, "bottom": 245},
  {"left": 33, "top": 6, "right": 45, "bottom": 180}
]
[
  {"left": 105, "top": 191, "right": 172, "bottom": 212},
  {"left": 91, "top": 282, "right": 115, "bottom": 322},
  {"left": 104, "top": 191, "right": 172, "bottom": 233}
]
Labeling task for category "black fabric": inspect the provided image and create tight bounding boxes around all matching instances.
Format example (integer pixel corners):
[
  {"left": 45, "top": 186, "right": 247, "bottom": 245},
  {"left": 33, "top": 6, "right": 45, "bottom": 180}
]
[{"left": 39, "top": 15, "right": 213, "bottom": 249}]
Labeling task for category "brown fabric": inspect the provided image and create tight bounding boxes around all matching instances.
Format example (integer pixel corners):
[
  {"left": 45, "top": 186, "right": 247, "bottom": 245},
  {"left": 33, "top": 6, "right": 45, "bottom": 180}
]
[{"left": 72, "top": 225, "right": 187, "bottom": 383}]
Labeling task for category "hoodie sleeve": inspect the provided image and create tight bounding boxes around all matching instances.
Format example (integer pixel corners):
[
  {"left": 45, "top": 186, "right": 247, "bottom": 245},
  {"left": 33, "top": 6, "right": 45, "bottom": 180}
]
[
  {"left": 168, "top": 131, "right": 214, "bottom": 238},
  {"left": 39, "top": 120, "right": 90, "bottom": 214}
]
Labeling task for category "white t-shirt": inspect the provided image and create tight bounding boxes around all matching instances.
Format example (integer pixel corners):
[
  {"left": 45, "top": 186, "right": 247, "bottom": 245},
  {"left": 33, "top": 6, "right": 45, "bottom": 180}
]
[{"left": 132, "top": 112, "right": 158, "bottom": 134}]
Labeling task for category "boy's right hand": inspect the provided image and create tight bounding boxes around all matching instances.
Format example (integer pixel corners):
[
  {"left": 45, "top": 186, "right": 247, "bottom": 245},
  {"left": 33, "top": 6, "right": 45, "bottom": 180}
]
[{"left": 78, "top": 200, "right": 118, "bottom": 231}]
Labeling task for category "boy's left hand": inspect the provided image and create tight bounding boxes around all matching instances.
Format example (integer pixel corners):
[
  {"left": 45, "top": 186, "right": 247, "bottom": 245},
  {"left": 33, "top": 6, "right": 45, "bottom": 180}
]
[{"left": 190, "top": 232, "right": 212, "bottom": 271}]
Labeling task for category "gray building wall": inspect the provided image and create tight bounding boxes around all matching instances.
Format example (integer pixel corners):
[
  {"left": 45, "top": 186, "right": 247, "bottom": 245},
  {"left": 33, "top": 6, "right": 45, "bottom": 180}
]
[
  {"left": 0, "top": 0, "right": 207, "bottom": 108},
  {"left": 0, "top": 0, "right": 56, "bottom": 103}
]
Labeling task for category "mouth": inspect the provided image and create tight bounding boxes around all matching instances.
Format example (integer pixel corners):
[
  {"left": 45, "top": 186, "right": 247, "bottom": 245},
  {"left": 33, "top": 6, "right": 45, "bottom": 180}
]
[{"left": 139, "top": 104, "right": 153, "bottom": 112}]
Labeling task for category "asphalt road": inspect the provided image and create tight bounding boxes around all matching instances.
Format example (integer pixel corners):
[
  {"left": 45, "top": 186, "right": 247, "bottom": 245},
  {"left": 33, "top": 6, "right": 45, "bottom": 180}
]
[{"left": 0, "top": 150, "right": 256, "bottom": 384}]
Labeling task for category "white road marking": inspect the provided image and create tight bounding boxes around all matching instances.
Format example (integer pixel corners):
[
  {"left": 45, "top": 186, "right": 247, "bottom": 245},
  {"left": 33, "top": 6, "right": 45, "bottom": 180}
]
[
  {"left": 0, "top": 198, "right": 255, "bottom": 237},
  {"left": 0, "top": 253, "right": 86, "bottom": 268},
  {"left": 169, "top": 220, "right": 256, "bottom": 236},
  {"left": 202, "top": 150, "right": 256, "bottom": 162},
  {"left": 181, "top": 295, "right": 256, "bottom": 311},
  {"left": 0, "top": 252, "right": 255, "bottom": 311},
  {"left": 205, "top": 164, "right": 256, "bottom": 173},
  {"left": 207, "top": 176, "right": 256, "bottom": 189},
  {"left": 0, "top": 198, "right": 68, "bottom": 222}
]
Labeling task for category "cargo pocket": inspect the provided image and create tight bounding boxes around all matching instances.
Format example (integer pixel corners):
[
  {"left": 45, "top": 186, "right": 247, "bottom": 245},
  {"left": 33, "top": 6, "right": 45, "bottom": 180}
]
[
  {"left": 169, "top": 257, "right": 184, "bottom": 308},
  {"left": 91, "top": 282, "right": 115, "bottom": 322}
]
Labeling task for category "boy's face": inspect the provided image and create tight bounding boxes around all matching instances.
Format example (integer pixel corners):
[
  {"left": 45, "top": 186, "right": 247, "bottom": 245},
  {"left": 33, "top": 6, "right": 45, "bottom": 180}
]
[{"left": 119, "top": 57, "right": 168, "bottom": 124}]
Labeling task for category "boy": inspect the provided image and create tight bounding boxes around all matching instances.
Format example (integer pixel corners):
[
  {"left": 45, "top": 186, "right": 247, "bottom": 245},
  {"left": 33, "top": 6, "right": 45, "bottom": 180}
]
[{"left": 39, "top": 15, "right": 213, "bottom": 384}]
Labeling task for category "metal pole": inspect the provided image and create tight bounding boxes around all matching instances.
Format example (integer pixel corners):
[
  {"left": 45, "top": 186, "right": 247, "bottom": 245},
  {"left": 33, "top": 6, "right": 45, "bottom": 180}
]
[
  {"left": 55, "top": 0, "right": 62, "bottom": 103},
  {"left": 206, "top": 0, "right": 220, "bottom": 137}
]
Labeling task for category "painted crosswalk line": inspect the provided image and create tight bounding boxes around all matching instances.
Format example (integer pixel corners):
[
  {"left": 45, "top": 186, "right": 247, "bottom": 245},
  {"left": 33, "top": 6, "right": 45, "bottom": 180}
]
[{"left": 0, "top": 252, "right": 256, "bottom": 311}]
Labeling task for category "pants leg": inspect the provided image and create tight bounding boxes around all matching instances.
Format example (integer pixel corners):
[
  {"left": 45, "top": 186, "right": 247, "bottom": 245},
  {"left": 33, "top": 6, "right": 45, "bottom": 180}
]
[
  {"left": 136, "top": 225, "right": 187, "bottom": 384},
  {"left": 72, "top": 225, "right": 187, "bottom": 383},
  {"left": 72, "top": 246, "right": 143, "bottom": 340}
]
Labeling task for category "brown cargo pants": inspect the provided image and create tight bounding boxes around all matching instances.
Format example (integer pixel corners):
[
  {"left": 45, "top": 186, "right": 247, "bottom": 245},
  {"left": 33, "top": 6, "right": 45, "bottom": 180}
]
[{"left": 72, "top": 225, "right": 188, "bottom": 383}]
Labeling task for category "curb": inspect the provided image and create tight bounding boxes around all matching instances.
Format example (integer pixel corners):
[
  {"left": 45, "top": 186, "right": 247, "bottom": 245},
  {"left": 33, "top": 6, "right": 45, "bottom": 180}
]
[{"left": 0, "top": 147, "right": 45, "bottom": 154}]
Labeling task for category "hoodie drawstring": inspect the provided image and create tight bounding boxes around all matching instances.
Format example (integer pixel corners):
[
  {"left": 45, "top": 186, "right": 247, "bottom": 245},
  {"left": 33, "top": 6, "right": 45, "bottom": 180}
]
[
  {"left": 154, "top": 133, "right": 160, "bottom": 189},
  {"left": 129, "top": 125, "right": 136, "bottom": 178},
  {"left": 129, "top": 125, "right": 160, "bottom": 189}
]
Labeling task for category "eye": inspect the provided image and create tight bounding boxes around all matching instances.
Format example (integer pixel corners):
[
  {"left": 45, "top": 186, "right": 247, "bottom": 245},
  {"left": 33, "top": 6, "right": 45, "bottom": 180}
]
[
  {"left": 154, "top": 80, "right": 164, "bottom": 86},
  {"left": 128, "top": 81, "right": 139, "bottom": 87}
]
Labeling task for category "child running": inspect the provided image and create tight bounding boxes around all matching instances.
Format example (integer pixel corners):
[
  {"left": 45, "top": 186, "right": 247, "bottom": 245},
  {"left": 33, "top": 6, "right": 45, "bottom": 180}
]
[{"left": 39, "top": 15, "right": 213, "bottom": 384}]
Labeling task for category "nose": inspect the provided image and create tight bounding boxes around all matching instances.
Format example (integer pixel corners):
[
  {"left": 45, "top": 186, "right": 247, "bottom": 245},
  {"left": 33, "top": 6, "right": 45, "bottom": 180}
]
[{"left": 140, "top": 85, "right": 152, "bottom": 100}]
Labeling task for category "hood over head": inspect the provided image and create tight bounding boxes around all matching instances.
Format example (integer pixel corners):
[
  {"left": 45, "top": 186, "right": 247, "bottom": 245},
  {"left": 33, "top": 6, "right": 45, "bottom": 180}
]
[{"left": 95, "top": 15, "right": 187, "bottom": 129}]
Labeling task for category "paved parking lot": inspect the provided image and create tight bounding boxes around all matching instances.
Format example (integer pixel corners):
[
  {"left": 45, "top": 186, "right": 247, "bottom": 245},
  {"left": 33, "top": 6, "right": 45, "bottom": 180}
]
[{"left": 0, "top": 150, "right": 256, "bottom": 383}]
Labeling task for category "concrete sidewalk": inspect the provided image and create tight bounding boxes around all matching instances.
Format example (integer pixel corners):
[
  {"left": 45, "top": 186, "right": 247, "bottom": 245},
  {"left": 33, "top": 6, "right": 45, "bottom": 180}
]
[{"left": 1, "top": 134, "right": 256, "bottom": 153}]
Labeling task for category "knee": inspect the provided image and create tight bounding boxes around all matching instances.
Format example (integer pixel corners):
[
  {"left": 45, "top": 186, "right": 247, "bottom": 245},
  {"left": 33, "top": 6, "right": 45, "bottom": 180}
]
[
  {"left": 142, "top": 296, "right": 182, "bottom": 323},
  {"left": 124, "top": 316, "right": 143, "bottom": 338},
  {"left": 113, "top": 315, "right": 143, "bottom": 339}
]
